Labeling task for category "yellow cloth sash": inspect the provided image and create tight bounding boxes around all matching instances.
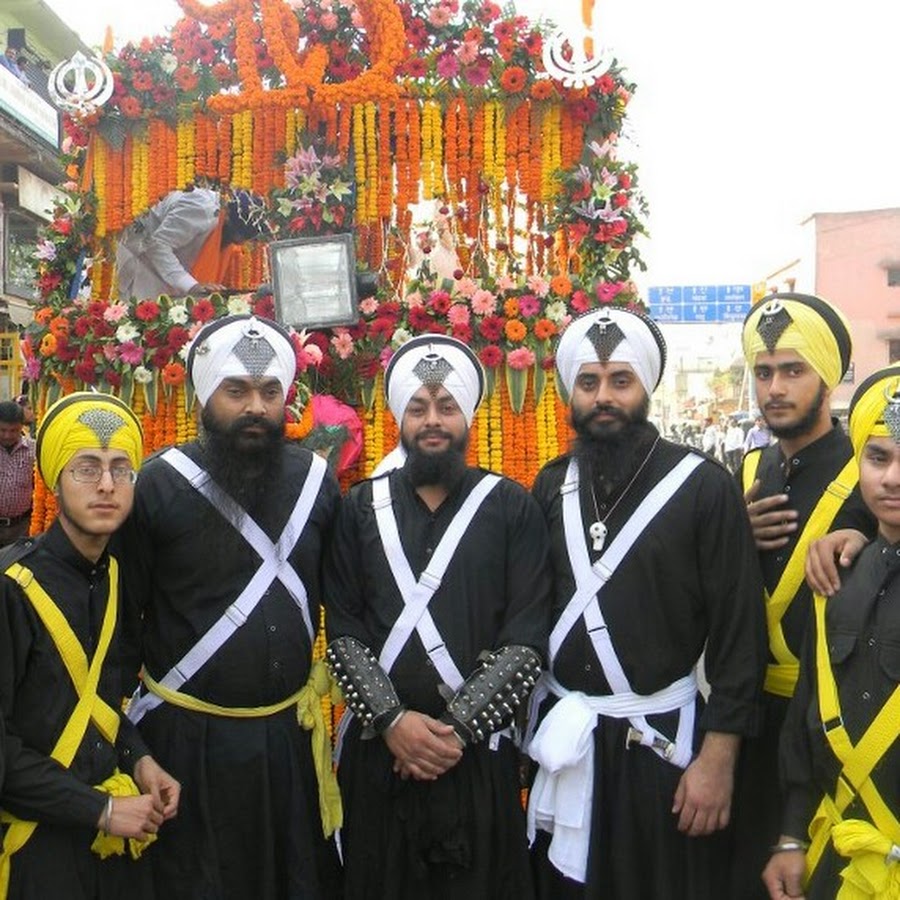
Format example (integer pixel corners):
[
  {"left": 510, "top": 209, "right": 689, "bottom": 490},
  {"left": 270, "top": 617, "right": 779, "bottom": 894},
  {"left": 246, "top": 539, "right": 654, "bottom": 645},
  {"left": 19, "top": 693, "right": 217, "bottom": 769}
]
[
  {"left": 0, "top": 560, "right": 123, "bottom": 897},
  {"left": 831, "top": 819, "right": 900, "bottom": 898},
  {"left": 742, "top": 451, "right": 858, "bottom": 697},
  {"left": 140, "top": 660, "right": 342, "bottom": 837},
  {"left": 89, "top": 770, "right": 157, "bottom": 861},
  {"left": 804, "top": 591, "right": 900, "bottom": 894}
]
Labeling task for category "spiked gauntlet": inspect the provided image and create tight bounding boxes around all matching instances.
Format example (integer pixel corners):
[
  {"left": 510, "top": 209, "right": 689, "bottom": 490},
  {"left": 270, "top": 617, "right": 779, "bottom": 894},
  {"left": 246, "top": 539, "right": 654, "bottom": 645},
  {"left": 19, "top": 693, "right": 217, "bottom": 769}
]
[
  {"left": 325, "top": 636, "right": 404, "bottom": 735},
  {"left": 442, "top": 645, "right": 541, "bottom": 745}
]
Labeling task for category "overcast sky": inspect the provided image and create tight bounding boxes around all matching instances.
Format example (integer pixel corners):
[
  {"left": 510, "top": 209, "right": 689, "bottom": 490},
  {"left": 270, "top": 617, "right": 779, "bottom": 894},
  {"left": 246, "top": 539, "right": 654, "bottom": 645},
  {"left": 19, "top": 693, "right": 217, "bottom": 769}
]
[{"left": 45, "top": 0, "right": 900, "bottom": 290}]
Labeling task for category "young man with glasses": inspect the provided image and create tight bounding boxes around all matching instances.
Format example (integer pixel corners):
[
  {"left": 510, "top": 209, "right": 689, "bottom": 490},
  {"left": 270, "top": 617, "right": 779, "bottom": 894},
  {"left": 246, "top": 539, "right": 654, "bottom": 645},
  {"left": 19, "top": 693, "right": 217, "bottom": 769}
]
[{"left": 0, "top": 392, "right": 180, "bottom": 899}]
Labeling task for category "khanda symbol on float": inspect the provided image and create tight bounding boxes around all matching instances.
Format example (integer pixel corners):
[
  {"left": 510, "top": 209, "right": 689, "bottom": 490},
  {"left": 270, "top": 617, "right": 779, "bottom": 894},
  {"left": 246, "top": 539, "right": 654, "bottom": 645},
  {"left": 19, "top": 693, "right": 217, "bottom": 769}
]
[{"left": 175, "top": 0, "right": 406, "bottom": 111}]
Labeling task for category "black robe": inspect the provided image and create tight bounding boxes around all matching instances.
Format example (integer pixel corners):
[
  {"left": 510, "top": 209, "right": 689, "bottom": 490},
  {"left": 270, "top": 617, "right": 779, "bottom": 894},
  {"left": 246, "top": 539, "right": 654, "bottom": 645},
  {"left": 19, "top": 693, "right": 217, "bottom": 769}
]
[
  {"left": 0, "top": 522, "right": 153, "bottom": 900},
  {"left": 116, "top": 441, "right": 341, "bottom": 900},
  {"left": 730, "top": 422, "right": 876, "bottom": 899},
  {"left": 530, "top": 430, "right": 767, "bottom": 900},
  {"left": 324, "top": 466, "right": 551, "bottom": 900},
  {"left": 780, "top": 535, "right": 900, "bottom": 899}
]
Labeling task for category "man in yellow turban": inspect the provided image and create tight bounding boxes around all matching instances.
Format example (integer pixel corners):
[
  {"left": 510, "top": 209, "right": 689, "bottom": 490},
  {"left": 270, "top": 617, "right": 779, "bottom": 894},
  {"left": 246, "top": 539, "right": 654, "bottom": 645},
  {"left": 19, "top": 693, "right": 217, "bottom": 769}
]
[
  {"left": 0, "top": 391, "right": 180, "bottom": 899},
  {"left": 763, "top": 364, "right": 900, "bottom": 899},
  {"left": 729, "top": 293, "right": 879, "bottom": 899}
]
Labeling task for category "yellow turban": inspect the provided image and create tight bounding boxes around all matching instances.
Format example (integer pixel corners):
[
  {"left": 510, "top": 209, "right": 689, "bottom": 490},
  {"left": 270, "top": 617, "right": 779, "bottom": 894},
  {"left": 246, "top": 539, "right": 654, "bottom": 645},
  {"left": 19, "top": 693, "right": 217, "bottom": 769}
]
[
  {"left": 36, "top": 392, "right": 144, "bottom": 489},
  {"left": 848, "top": 365, "right": 900, "bottom": 463},
  {"left": 742, "top": 292, "right": 852, "bottom": 389}
]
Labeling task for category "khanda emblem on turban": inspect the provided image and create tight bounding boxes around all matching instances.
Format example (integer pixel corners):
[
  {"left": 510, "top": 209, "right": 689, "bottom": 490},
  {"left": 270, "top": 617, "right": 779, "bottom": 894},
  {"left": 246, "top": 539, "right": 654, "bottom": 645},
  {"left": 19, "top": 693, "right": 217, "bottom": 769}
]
[
  {"left": 233, "top": 320, "right": 277, "bottom": 378},
  {"left": 882, "top": 385, "right": 900, "bottom": 443},
  {"left": 77, "top": 409, "right": 127, "bottom": 449},
  {"left": 587, "top": 317, "right": 626, "bottom": 362},
  {"left": 413, "top": 351, "right": 454, "bottom": 390},
  {"left": 756, "top": 299, "right": 793, "bottom": 353}
]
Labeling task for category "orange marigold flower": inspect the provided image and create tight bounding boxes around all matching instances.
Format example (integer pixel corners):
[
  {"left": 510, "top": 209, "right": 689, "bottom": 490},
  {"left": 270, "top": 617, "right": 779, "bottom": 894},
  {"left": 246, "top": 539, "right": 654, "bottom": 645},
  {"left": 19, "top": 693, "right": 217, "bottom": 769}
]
[
  {"left": 550, "top": 274, "right": 573, "bottom": 297},
  {"left": 34, "top": 307, "right": 54, "bottom": 325},
  {"left": 49, "top": 316, "right": 70, "bottom": 338},
  {"left": 161, "top": 362, "right": 186, "bottom": 386},
  {"left": 499, "top": 66, "right": 527, "bottom": 94},
  {"left": 39, "top": 334, "right": 57, "bottom": 357},
  {"left": 529, "top": 80, "right": 556, "bottom": 101},
  {"left": 504, "top": 319, "right": 527, "bottom": 342},
  {"left": 503, "top": 297, "right": 520, "bottom": 317},
  {"left": 534, "top": 318, "right": 557, "bottom": 340}
]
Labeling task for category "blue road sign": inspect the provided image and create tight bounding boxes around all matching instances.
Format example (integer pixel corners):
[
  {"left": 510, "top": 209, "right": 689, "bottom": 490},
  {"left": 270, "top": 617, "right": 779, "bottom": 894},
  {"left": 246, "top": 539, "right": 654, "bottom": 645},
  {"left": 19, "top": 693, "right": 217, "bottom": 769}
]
[{"left": 647, "top": 284, "right": 751, "bottom": 323}]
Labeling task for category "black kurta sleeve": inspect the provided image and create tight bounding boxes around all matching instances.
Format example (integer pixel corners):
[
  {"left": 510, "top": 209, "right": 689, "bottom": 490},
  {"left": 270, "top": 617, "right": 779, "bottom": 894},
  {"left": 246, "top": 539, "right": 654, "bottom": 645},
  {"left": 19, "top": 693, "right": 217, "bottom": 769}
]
[{"left": 0, "top": 580, "right": 107, "bottom": 829}]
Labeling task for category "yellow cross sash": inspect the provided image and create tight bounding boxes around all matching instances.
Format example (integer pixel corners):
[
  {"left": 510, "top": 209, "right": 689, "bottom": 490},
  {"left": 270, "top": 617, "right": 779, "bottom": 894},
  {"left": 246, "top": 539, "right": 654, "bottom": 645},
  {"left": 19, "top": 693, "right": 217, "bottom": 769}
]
[
  {"left": 0, "top": 560, "right": 121, "bottom": 896},
  {"left": 804, "top": 591, "right": 900, "bottom": 893},
  {"left": 742, "top": 451, "right": 858, "bottom": 697}
]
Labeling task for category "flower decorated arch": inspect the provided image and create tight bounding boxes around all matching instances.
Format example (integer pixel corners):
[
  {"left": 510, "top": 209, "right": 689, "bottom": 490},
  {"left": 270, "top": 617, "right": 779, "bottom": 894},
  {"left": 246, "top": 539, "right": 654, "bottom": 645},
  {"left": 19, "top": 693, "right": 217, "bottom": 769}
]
[{"left": 26, "top": 0, "right": 650, "bottom": 515}]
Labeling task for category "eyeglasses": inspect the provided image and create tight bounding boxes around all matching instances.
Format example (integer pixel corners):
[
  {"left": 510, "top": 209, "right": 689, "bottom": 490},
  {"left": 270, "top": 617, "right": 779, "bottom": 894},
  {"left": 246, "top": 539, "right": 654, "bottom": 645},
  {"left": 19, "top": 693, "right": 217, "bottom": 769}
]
[{"left": 68, "top": 463, "right": 137, "bottom": 485}]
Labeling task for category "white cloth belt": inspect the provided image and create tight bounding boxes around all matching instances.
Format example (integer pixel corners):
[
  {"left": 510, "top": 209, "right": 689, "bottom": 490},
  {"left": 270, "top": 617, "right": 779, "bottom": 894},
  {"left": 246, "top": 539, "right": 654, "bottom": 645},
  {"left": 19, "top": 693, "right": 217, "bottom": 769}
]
[
  {"left": 374, "top": 472, "right": 501, "bottom": 691},
  {"left": 528, "top": 451, "right": 703, "bottom": 882},
  {"left": 127, "top": 448, "right": 326, "bottom": 724},
  {"left": 527, "top": 672, "right": 698, "bottom": 883}
]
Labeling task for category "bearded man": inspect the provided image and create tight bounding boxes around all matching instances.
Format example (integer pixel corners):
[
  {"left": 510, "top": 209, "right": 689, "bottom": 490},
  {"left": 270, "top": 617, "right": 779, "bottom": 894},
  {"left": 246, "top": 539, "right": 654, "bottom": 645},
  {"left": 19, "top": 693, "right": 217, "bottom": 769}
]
[
  {"left": 527, "top": 307, "right": 766, "bottom": 899},
  {"left": 323, "top": 334, "right": 550, "bottom": 899},
  {"left": 118, "top": 314, "right": 342, "bottom": 900},
  {"left": 729, "top": 293, "right": 876, "bottom": 898}
]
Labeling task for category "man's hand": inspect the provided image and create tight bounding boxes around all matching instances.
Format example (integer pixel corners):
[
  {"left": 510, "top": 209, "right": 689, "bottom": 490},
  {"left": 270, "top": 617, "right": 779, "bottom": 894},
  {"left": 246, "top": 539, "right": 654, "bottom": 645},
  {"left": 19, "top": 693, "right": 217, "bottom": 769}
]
[
  {"left": 672, "top": 732, "right": 738, "bottom": 836},
  {"left": 761, "top": 840, "right": 807, "bottom": 899},
  {"left": 383, "top": 710, "right": 463, "bottom": 781},
  {"left": 98, "top": 793, "right": 164, "bottom": 840},
  {"left": 744, "top": 480, "right": 798, "bottom": 550},
  {"left": 133, "top": 754, "right": 181, "bottom": 821},
  {"left": 186, "top": 281, "right": 226, "bottom": 297},
  {"left": 805, "top": 529, "right": 868, "bottom": 596}
]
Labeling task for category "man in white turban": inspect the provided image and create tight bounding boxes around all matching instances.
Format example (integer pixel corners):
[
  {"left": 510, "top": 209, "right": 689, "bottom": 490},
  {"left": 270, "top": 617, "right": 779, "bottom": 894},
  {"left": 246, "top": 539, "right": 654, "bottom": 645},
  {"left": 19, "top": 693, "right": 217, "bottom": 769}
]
[
  {"left": 528, "top": 306, "right": 767, "bottom": 900},
  {"left": 323, "top": 333, "right": 551, "bottom": 898},
  {"left": 117, "top": 313, "right": 343, "bottom": 900}
]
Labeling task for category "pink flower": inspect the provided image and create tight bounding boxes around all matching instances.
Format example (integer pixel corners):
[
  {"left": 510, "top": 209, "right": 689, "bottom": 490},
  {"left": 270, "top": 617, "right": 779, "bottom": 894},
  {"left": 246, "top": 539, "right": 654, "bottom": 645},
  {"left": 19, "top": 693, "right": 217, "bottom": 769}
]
[
  {"left": 330, "top": 331, "right": 355, "bottom": 360},
  {"left": 455, "top": 276, "right": 478, "bottom": 298},
  {"left": 527, "top": 275, "right": 550, "bottom": 297},
  {"left": 596, "top": 281, "right": 625, "bottom": 303},
  {"left": 428, "top": 5, "right": 452, "bottom": 26},
  {"left": 320, "top": 11, "right": 339, "bottom": 29},
  {"left": 506, "top": 347, "right": 536, "bottom": 370},
  {"left": 457, "top": 40, "right": 480, "bottom": 65},
  {"left": 359, "top": 296, "right": 380, "bottom": 315},
  {"left": 379, "top": 345, "right": 395, "bottom": 369},
  {"left": 496, "top": 274, "right": 517, "bottom": 292},
  {"left": 405, "top": 290, "right": 424, "bottom": 307},
  {"left": 571, "top": 290, "right": 591, "bottom": 313},
  {"left": 471, "top": 289, "right": 497, "bottom": 316},
  {"left": 118, "top": 342, "right": 145, "bottom": 365},
  {"left": 103, "top": 303, "right": 129, "bottom": 323},
  {"left": 447, "top": 304, "right": 471, "bottom": 326},
  {"left": 517, "top": 294, "right": 541, "bottom": 317},
  {"left": 436, "top": 52, "right": 460, "bottom": 79},
  {"left": 463, "top": 57, "right": 491, "bottom": 87}
]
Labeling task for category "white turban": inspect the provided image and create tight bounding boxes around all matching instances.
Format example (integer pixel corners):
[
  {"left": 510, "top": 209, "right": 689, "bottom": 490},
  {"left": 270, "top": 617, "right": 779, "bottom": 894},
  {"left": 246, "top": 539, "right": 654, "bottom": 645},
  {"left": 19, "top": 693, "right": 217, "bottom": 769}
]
[
  {"left": 555, "top": 308, "right": 666, "bottom": 398},
  {"left": 373, "top": 335, "right": 485, "bottom": 476},
  {"left": 187, "top": 314, "right": 297, "bottom": 406}
]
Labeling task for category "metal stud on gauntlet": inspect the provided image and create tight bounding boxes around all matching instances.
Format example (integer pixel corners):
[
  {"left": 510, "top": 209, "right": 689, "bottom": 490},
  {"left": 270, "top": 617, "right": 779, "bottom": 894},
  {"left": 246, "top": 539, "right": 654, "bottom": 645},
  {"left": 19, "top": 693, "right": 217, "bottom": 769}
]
[
  {"left": 325, "top": 636, "right": 404, "bottom": 735},
  {"left": 442, "top": 645, "right": 541, "bottom": 745}
]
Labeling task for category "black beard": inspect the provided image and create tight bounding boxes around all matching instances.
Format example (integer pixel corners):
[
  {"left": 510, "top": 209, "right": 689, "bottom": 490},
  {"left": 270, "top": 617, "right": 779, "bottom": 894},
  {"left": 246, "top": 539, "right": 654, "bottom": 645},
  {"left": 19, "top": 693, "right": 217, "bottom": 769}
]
[
  {"left": 200, "top": 406, "right": 285, "bottom": 513},
  {"left": 571, "top": 397, "right": 654, "bottom": 498},
  {"left": 401, "top": 429, "right": 469, "bottom": 490},
  {"left": 766, "top": 382, "right": 827, "bottom": 441}
]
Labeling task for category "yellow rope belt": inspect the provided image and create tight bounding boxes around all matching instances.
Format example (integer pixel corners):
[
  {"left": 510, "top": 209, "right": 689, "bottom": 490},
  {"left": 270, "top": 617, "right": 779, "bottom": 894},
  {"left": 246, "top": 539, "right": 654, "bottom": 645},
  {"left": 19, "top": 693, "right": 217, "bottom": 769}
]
[{"left": 140, "top": 661, "right": 343, "bottom": 837}]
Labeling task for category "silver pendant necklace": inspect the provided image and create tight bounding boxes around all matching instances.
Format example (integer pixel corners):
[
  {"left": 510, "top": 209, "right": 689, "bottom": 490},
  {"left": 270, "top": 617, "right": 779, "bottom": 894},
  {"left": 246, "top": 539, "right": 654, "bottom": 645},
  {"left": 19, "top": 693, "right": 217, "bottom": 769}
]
[{"left": 588, "top": 435, "right": 660, "bottom": 552}]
